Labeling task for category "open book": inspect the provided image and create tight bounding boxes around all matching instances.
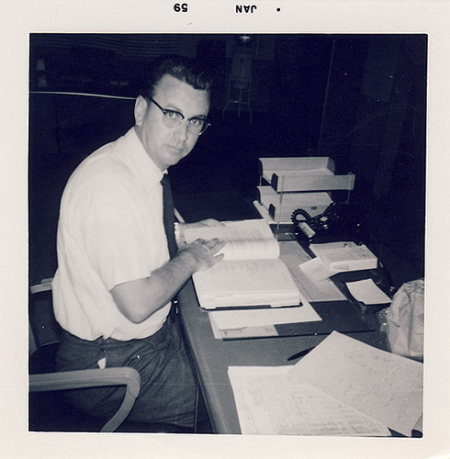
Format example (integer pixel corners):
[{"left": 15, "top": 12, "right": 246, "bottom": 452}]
[{"left": 182, "top": 219, "right": 301, "bottom": 309}]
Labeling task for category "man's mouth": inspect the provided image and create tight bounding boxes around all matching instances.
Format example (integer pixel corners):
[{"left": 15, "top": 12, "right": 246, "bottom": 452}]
[{"left": 168, "top": 145, "right": 185, "bottom": 155}]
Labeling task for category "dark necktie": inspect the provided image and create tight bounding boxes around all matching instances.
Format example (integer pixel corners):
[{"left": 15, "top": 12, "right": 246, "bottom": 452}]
[{"left": 161, "top": 174, "right": 178, "bottom": 259}]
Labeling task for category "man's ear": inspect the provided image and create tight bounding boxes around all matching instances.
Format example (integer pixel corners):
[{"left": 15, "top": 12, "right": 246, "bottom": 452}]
[{"left": 134, "top": 96, "right": 148, "bottom": 127}]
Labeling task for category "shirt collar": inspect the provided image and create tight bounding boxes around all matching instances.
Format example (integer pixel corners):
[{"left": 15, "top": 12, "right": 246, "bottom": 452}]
[{"left": 125, "top": 127, "right": 164, "bottom": 184}]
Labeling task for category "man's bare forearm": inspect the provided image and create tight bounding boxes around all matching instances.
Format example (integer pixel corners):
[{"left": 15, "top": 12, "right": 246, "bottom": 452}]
[{"left": 111, "top": 239, "right": 224, "bottom": 323}]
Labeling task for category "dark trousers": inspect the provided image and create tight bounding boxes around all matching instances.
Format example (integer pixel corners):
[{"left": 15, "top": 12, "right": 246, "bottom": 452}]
[{"left": 56, "top": 319, "right": 199, "bottom": 428}]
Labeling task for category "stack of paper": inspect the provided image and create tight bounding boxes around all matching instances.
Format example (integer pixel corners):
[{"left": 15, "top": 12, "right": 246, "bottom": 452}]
[
  {"left": 208, "top": 303, "right": 322, "bottom": 339},
  {"left": 300, "top": 241, "right": 378, "bottom": 280},
  {"left": 228, "top": 331, "right": 423, "bottom": 436},
  {"left": 310, "top": 241, "right": 377, "bottom": 271}
]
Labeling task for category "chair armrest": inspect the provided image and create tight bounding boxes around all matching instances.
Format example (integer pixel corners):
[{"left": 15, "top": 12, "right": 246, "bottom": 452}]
[
  {"left": 29, "top": 367, "right": 141, "bottom": 432},
  {"left": 29, "top": 367, "right": 140, "bottom": 394},
  {"left": 30, "top": 278, "right": 53, "bottom": 294}
]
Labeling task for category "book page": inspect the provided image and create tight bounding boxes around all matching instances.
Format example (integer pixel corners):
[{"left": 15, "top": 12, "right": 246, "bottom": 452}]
[
  {"left": 228, "top": 366, "right": 390, "bottom": 436},
  {"left": 193, "top": 258, "right": 300, "bottom": 309},
  {"left": 288, "top": 331, "right": 423, "bottom": 436},
  {"left": 183, "top": 219, "right": 280, "bottom": 260}
]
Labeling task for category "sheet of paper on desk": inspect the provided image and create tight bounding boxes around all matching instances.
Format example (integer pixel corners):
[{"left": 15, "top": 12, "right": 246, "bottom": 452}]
[
  {"left": 228, "top": 331, "right": 422, "bottom": 436},
  {"left": 209, "top": 303, "right": 322, "bottom": 339},
  {"left": 345, "top": 278, "right": 392, "bottom": 304},
  {"left": 279, "top": 241, "right": 346, "bottom": 302},
  {"left": 288, "top": 331, "right": 423, "bottom": 437},
  {"left": 299, "top": 256, "right": 334, "bottom": 281},
  {"left": 228, "top": 366, "right": 390, "bottom": 436}
]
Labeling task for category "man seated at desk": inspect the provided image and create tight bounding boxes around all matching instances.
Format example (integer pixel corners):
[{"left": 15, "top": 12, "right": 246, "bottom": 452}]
[{"left": 52, "top": 55, "right": 225, "bottom": 429}]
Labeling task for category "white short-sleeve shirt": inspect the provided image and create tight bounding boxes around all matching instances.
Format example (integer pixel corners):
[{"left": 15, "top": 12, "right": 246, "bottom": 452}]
[{"left": 52, "top": 128, "right": 172, "bottom": 341}]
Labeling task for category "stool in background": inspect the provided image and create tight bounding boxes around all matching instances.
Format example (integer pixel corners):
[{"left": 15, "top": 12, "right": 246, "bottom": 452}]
[{"left": 222, "top": 47, "right": 253, "bottom": 123}]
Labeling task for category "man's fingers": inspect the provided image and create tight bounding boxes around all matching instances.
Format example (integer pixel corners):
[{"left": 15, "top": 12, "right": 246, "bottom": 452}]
[
  {"left": 205, "top": 238, "right": 225, "bottom": 252},
  {"left": 206, "top": 219, "right": 226, "bottom": 227},
  {"left": 197, "top": 218, "right": 225, "bottom": 227},
  {"left": 212, "top": 253, "right": 225, "bottom": 265}
]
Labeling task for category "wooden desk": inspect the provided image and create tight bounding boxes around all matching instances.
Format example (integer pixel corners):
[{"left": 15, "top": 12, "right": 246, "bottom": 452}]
[{"left": 178, "top": 277, "right": 387, "bottom": 434}]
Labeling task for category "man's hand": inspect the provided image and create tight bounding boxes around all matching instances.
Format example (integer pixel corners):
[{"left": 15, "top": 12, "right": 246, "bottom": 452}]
[
  {"left": 178, "top": 237, "right": 225, "bottom": 271},
  {"left": 176, "top": 219, "right": 225, "bottom": 246},
  {"left": 181, "top": 218, "right": 225, "bottom": 230},
  {"left": 111, "top": 237, "right": 225, "bottom": 324},
  {"left": 111, "top": 222, "right": 225, "bottom": 324}
]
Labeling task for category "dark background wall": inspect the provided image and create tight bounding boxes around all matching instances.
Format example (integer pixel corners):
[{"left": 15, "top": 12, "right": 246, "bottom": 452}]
[{"left": 29, "top": 33, "right": 426, "bottom": 289}]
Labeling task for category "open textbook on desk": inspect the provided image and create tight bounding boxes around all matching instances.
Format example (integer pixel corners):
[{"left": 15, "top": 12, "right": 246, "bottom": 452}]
[{"left": 182, "top": 219, "right": 302, "bottom": 309}]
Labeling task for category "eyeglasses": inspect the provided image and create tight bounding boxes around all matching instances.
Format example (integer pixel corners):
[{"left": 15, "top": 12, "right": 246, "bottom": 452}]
[{"left": 147, "top": 97, "right": 211, "bottom": 136}]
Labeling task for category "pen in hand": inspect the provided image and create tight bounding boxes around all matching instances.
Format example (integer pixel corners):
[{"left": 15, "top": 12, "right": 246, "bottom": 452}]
[{"left": 287, "top": 346, "right": 316, "bottom": 362}]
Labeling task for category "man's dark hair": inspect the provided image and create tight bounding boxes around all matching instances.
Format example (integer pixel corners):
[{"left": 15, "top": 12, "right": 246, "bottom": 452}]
[{"left": 139, "top": 54, "right": 213, "bottom": 98}]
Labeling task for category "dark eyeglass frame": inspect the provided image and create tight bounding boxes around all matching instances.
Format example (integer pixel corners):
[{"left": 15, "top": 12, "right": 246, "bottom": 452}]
[{"left": 147, "top": 97, "right": 211, "bottom": 135}]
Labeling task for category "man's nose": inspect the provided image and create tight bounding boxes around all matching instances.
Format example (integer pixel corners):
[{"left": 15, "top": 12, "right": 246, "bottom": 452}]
[{"left": 173, "top": 120, "right": 190, "bottom": 142}]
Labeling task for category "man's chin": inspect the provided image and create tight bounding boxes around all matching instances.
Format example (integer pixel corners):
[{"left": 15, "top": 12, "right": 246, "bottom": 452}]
[{"left": 166, "top": 151, "right": 190, "bottom": 168}]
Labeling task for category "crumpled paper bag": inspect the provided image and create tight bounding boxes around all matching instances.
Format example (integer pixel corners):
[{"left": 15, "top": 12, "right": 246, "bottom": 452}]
[{"left": 386, "top": 279, "right": 424, "bottom": 361}]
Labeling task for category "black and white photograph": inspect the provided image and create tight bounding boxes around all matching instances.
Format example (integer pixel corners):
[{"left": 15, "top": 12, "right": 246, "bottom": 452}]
[{"left": 2, "top": 1, "right": 450, "bottom": 459}]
